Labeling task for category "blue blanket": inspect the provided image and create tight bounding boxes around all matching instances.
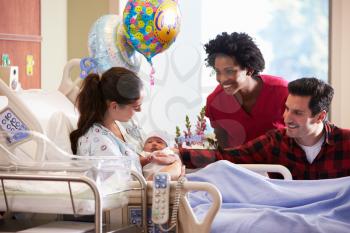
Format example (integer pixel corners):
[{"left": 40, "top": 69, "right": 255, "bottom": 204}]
[{"left": 186, "top": 161, "right": 350, "bottom": 233}]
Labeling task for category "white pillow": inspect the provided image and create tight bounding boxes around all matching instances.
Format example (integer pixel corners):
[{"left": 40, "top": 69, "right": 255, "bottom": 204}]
[
  {"left": 16, "top": 90, "right": 78, "bottom": 157},
  {"left": 17, "top": 90, "right": 78, "bottom": 132}
]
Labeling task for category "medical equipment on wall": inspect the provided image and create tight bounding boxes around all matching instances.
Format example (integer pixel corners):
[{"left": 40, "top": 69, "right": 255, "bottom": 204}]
[
  {"left": 0, "top": 66, "right": 19, "bottom": 91},
  {"left": 26, "top": 55, "right": 35, "bottom": 76},
  {"left": 1, "top": 54, "right": 11, "bottom": 67}
]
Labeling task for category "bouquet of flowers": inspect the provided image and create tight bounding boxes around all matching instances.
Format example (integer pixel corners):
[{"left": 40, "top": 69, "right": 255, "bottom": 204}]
[{"left": 175, "top": 107, "right": 218, "bottom": 149}]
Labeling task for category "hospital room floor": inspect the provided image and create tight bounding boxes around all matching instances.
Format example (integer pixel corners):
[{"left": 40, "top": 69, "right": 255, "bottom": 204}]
[
  {"left": 0, "top": 219, "right": 141, "bottom": 232},
  {"left": 0, "top": 218, "right": 45, "bottom": 232}
]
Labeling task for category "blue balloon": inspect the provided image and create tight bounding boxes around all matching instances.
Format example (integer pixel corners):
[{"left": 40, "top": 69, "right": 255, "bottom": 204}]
[{"left": 88, "top": 15, "right": 141, "bottom": 74}]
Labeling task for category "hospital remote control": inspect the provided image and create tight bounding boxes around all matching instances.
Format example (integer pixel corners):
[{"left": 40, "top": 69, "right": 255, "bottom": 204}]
[
  {"left": 152, "top": 172, "right": 170, "bottom": 225},
  {"left": 0, "top": 108, "right": 29, "bottom": 144}
]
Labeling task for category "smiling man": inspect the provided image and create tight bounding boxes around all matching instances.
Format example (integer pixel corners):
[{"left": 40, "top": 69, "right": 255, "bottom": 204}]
[{"left": 180, "top": 77, "right": 350, "bottom": 179}]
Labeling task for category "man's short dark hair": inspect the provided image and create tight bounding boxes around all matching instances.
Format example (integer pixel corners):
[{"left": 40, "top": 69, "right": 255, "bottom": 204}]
[
  {"left": 288, "top": 77, "right": 334, "bottom": 116},
  {"left": 204, "top": 32, "right": 265, "bottom": 76}
]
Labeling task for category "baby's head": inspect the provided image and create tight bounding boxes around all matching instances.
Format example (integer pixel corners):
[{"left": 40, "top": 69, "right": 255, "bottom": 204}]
[{"left": 143, "top": 131, "right": 171, "bottom": 152}]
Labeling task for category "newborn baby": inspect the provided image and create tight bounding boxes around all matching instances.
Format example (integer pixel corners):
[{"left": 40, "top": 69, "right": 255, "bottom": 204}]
[{"left": 141, "top": 131, "right": 182, "bottom": 180}]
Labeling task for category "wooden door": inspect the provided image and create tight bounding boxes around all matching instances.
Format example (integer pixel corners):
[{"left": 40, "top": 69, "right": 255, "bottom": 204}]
[{"left": 0, "top": 0, "right": 41, "bottom": 89}]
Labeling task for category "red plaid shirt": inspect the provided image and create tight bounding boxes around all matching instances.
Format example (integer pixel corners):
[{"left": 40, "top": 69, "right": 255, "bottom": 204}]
[{"left": 180, "top": 122, "right": 350, "bottom": 180}]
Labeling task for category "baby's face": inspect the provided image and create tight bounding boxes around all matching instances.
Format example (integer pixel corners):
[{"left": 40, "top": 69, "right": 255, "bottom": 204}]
[{"left": 144, "top": 137, "right": 167, "bottom": 152}]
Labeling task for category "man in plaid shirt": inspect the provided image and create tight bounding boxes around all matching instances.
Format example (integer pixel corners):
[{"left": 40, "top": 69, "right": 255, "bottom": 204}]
[{"left": 179, "top": 78, "right": 350, "bottom": 179}]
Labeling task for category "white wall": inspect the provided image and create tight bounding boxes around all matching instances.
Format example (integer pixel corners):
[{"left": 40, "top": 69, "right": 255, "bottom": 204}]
[
  {"left": 330, "top": 0, "right": 350, "bottom": 128},
  {"left": 41, "top": 0, "right": 67, "bottom": 91},
  {"left": 67, "top": 0, "right": 109, "bottom": 60},
  {"left": 129, "top": 0, "right": 332, "bottom": 136},
  {"left": 134, "top": 0, "right": 205, "bottom": 135},
  {"left": 39, "top": 0, "right": 350, "bottom": 130}
]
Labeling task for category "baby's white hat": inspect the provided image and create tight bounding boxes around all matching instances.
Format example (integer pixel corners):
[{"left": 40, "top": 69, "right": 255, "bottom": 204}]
[{"left": 145, "top": 130, "right": 173, "bottom": 147}]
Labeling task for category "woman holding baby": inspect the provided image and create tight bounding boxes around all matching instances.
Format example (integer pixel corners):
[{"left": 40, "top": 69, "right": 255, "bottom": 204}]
[{"left": 69, "top": 67, "right": 182, "bottom": 179}]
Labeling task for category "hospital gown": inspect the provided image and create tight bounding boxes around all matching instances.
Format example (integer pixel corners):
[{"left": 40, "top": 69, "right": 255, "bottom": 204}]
[
  {"left": 117, "top": 117, "right": 146, "bottom": 153},
  {"left": 77, "top": 123, "right": 142, "bottom": 174}
]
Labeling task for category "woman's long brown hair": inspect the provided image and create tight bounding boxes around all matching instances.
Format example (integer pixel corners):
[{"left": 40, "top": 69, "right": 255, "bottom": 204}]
[{"left": 70, "top": 67, "right": 143, "bottom": 154}]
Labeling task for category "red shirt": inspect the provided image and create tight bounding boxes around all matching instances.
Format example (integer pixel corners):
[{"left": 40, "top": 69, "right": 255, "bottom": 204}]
[
  {"left": 206, "top": 74, "right": 288, "bottom": 147},
  {"left": 180, "top": 122, "right": 350, "bottom": 180}
]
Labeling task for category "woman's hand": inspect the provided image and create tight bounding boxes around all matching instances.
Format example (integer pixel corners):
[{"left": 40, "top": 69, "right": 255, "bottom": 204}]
[
  {"left": 180, "top": 165, "right": 186, "bottom": 177},
  {"left": 151, "top": 151, "right": 178, "bottom": 165},
  {"left": 171, "top": 147, "right": 179, "bottom": 154}
]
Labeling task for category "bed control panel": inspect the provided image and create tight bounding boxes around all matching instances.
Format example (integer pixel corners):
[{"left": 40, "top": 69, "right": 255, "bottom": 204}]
[
  {"left": 128, "top": 207, "right": 175, "bottom": 233},
  {"left": 152, "top": 172, "right": 171, "bottom": 225},
  {"left": 0, "top": 108, "right": 29, "bottom": 145}
]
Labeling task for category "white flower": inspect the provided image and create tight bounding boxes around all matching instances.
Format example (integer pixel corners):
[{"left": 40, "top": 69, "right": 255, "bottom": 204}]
[{"left": 204, "top": 133, "right": 217, "bottom": 141}]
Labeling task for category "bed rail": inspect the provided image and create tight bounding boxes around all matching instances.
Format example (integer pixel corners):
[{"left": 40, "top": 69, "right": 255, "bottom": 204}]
[
  {"left": 0, "top": 172, "right": 103, "bottom": 231},
  {"left": 239, "top": 164, "right": 293, "bottom": 180},
  {"left": 58, "top": 58, "right": 81, "bottom": 103},
  {"left": 138, "top": 180, "right": 222, "bottom": 233},
  {"left": 187, "top": 164, "right": 293, "bottom": 180},
  {"left": 177, "top": 182, "right": 221, "bottom": 233},
  {"left": 0, "top": 170, "right": 148, "bottom": 233},
  {"left": 0, "top": 79, "right": 46, "bottom": 162}
]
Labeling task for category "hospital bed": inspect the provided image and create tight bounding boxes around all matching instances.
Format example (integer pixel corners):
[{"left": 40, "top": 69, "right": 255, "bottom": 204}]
[
  {"left": 0, "top": 79, "right": 144, "bottom": 232},
  {"left": 0, "top": 62, "right": 223, "bottom": 233},
  {"left": 0, "top": 59, "right": 293, "bottom": 233}
]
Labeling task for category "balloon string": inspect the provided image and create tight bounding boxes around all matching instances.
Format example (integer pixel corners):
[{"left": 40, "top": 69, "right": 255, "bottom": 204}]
[{"left": 150, "top": 65, "right": 155, "bottom": 86}]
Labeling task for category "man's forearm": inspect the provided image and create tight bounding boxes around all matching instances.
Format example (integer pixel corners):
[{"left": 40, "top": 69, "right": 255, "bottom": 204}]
[{"left": 179, "top": 148, "right": 218, "bottom": 168}]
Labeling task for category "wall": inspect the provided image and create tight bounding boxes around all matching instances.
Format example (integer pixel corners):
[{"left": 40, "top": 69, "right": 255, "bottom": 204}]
[
  {"left": 67, "top": 0, "right": 110, "bottom": 60},
  {"left": 41, "top": 0, "right": 67, "bottom": 91},
  {"left": 330, "top": 0, "right": 350, "bottom": 128},
  {"left": 66, "top": 0, "right": 111, "bottom": 81},
  {"left": 41, "top": 0, "right": 113, "bottom": 90},
  {"left": 40, "top": 0, "right": 350, "bottom": 129},
  {"left": 135, "top": 0, "right": 204, "bottom": 134}
]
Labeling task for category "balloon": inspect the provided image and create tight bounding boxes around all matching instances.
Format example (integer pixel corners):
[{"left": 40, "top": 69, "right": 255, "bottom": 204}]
[
  {"left": 122, "top": 0, "right": 181, "bottom": 63},
  {"left": 116, "top": 22, "right": 142, "bottom": 68},
  {"left": 80, "top": 57, "right": 98, "bottom": 79},
  {"left": 88, "top": 14, "right": 141, "bottom": 74}
]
